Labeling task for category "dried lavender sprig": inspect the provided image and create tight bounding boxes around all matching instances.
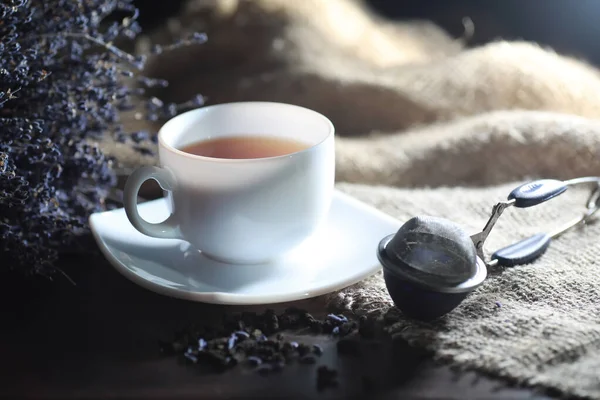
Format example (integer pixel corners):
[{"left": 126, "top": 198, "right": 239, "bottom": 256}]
[
  {"left": 151, "top": 32, "right": 208, "bottom": 55},
  {"left": 0, "top": 0, "right": 206, "bottom": 278}
]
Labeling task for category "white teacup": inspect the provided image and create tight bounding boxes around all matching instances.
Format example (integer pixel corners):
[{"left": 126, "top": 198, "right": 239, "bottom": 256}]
[{"left": 123, "top": 102, "right": 335, "bottom": 264}]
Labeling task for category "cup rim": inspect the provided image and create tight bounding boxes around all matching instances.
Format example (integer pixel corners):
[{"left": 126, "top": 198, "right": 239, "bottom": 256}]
[{"left": 157, "top": 101, "right": 335, "bottom": 163}]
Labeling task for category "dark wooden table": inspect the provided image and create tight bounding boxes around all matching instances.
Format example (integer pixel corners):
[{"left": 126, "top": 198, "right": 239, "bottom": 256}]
[
  {"left": 0, "top": 245, "right": 551, "bottom": 400},
  {"left": 0, "top": 181, "right": 552, "bottom": 399}
]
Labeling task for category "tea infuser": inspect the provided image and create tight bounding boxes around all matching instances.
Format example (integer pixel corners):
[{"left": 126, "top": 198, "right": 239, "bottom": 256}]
[{"left": 377, "top": 177, "right": 600, "bottom": 321}]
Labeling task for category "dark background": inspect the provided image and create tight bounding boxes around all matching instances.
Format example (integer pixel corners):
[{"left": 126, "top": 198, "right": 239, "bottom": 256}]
[{"left": 133, "top": 0, "right": 600, "bottom": 67}]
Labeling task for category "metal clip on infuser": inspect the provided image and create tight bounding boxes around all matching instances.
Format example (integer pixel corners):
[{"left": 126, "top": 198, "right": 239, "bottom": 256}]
[{"left": 377, "top": 177, "right": 600, "bottom": 321}]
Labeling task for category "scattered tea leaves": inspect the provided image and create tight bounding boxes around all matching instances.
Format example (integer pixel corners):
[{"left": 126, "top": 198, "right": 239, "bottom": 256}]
[
  {"left": 161, "top": 307, "right": 357, "bottom": 375},
  {"left": 161, "top": 306, "right": 390, "bottom": 381}
]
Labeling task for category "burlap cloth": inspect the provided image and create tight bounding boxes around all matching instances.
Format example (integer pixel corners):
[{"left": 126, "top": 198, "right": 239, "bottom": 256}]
[{"left": 103, "top": 0, "right": 600, "bottom": 398}]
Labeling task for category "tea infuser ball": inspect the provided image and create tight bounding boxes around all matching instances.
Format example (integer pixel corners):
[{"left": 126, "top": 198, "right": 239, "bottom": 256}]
[
  {"left": 377, "top": 178, "right": 600, "bottom": 321},
  {"left": 377, "top": 216, "right": 487, "bottom": 321}
]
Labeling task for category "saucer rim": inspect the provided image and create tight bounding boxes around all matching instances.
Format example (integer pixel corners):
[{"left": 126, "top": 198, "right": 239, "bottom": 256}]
[{"left": 89, "top": 189, "right": 400, "bottom": 305}]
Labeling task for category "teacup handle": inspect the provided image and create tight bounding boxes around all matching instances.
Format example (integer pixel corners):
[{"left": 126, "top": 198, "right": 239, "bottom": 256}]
[{"left": 123, "top": 166, "right": 181, "bottom": 239}]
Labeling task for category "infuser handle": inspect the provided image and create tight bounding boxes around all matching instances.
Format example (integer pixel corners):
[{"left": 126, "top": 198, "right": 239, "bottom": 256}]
[
  {"left": 491, "top": 233, "right": 552, "bottom": 267},
  {"left": 507, "top": 179, "right": 567, "bottom": 208},
  {"left": 492, "top": 178, "right": 600, "bottom": 267},
  {"left": 490, "top": 179, "right": 567, "bottom": 266}
]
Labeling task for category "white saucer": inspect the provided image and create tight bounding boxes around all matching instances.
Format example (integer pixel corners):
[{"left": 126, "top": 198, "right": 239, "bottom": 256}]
[{"left": 89, "top": 190, "right": 401, "bottom": 305}]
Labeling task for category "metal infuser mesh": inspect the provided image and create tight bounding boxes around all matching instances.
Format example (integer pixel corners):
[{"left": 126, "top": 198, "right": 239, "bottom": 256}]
[{"left": 386, "top": 216, "right": 477, "bottom": 287}]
